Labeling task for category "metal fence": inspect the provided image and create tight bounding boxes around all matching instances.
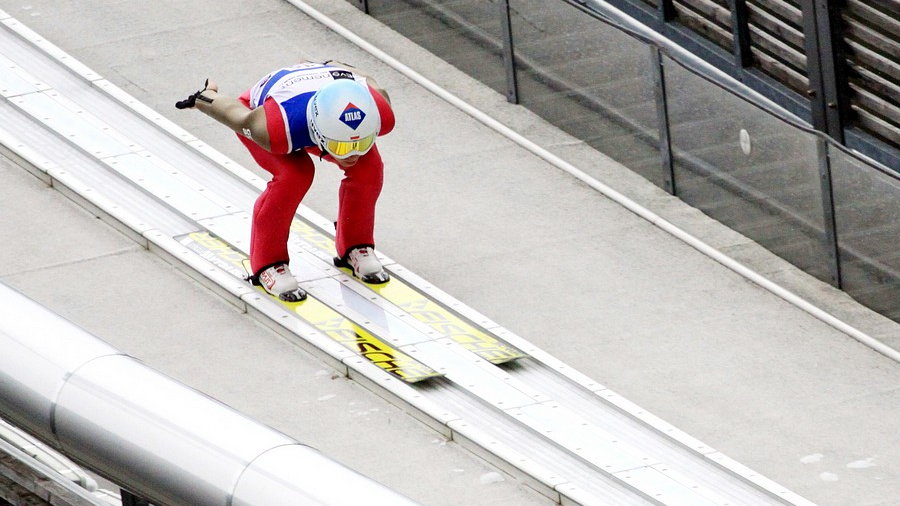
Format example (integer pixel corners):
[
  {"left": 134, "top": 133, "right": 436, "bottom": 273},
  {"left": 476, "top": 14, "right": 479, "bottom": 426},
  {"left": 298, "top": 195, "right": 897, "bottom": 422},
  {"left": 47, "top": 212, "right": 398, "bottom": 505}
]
[{"left": 349, "top": 0, "right": 899, "bottom": 323}]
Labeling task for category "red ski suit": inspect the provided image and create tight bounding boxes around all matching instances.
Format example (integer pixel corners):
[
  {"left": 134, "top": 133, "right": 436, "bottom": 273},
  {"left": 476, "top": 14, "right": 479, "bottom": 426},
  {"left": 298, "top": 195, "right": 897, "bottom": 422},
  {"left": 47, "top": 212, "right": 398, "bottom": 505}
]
[{"left": 236, "top": 63, "right": 395, "bottom": 276}]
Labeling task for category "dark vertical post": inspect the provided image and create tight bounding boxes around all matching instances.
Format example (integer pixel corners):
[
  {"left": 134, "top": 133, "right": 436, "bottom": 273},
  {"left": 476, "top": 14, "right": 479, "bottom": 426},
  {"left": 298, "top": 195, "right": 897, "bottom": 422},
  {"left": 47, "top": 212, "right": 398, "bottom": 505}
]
[
  {"left": 817, "top": 140, "right": 843, "bottom": 287},
  {"left": 659, "top": 0, "right": 676, "bottom": 22},
  {"left": 348, "top": 0, "right": 368, "bottom": 13},
  {"left": 799, "top": 0, "right": 849, "bottom": 143},
  {"left": 800, "top": 0, "right": 847, "bottom": 287},
  {"left": 498, "top": 0, "right": 519, "bottom": 104},
  {"left": 801, "top": 0, "right": 827, "bottom": 134},
  {"left": 121, "top": 489, "right": 151, "bottom": 506},
  {"left": 651, "top": 47, "right": 676, "bottom": 195},
  {"left": 728, "top": 0, "right": 753, "bottom": 68}
]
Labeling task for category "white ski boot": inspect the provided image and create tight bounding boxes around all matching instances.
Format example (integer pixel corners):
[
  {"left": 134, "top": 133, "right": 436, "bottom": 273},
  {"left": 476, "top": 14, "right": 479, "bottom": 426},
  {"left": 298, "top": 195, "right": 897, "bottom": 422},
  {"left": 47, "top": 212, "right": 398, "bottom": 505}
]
[
  {"left": 257, "top": 263, "right": 307, "bottom": 302},
  {"left": 335, "top": 246, "right": 390, "bottom": 284}
]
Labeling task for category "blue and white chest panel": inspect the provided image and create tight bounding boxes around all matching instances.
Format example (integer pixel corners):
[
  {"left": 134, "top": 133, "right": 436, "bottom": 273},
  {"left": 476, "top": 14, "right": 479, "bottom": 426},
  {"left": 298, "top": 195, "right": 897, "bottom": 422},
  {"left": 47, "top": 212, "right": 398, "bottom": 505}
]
[{"left": 248, "top": 63, "right": 366, "bottom": 151}]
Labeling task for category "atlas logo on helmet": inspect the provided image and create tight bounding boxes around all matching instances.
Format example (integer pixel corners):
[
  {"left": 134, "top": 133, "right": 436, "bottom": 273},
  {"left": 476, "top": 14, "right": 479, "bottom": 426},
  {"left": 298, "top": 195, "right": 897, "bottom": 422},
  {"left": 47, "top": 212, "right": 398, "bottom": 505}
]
[{"left": 340, "top": 103, "right": 365, "bottom": 130}]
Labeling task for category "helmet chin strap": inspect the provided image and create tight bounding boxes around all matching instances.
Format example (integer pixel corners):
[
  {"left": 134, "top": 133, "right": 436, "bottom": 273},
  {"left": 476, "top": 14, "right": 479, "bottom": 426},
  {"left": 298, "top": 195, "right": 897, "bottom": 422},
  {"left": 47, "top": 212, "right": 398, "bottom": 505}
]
[{"left": 315, "top": 135, "right": 326, "bottom": 160}]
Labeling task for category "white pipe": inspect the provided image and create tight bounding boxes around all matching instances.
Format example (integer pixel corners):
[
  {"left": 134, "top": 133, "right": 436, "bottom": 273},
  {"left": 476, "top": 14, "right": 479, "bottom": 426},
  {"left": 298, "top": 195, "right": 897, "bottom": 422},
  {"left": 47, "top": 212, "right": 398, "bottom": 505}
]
[
  {"left": 0, "top": 282, "right": 420, "bottom": 505},
  {"left": 287, "top": 0, "right": 900, "bottom": 363}
]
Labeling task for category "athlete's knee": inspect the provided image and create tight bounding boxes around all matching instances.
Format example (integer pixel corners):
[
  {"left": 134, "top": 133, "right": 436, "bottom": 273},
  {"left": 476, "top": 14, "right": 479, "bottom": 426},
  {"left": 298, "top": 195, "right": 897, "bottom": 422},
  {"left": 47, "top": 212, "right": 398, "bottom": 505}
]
[
  {"left": 344, "top": 156, "right": 383, "bottom": 185},
  {"left": 280, "top": 167, "right": 315, "bottom": 187}
]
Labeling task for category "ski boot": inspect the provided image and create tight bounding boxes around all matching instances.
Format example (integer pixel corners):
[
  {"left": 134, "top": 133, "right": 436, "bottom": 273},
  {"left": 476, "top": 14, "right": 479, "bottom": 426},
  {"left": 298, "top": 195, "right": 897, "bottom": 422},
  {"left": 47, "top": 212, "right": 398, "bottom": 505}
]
[
  {"left": 334, "top": 246, "right": 390, "bottom": 284},
  {"left": 255, "top": 263, "right": 307, "bottom": 302}
]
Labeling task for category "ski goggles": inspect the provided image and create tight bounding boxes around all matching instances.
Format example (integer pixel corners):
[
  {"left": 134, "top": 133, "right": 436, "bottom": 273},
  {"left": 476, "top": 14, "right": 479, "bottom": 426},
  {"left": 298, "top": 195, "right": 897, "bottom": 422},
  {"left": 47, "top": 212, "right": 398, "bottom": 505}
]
[{"left": 322, "top": 132, "right": 377, "bottom": 159}]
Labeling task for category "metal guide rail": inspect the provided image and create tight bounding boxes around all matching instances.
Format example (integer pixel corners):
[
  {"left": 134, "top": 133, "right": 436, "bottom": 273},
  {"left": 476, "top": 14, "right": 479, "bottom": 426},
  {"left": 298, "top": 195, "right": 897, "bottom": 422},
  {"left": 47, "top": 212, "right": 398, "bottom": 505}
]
[{"left": 0, "top": 10, "right": 816, "bottom": 506}]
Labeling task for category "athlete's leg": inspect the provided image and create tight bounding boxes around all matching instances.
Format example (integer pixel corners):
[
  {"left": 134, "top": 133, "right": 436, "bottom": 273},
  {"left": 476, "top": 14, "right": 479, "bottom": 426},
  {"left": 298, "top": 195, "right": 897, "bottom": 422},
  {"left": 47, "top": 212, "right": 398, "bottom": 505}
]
[
  {"left": 238, "top": 135, "right": 315, "bottom": 274},
  {"left": 332, "top": 145, "right": 384, "bottom": 257}
]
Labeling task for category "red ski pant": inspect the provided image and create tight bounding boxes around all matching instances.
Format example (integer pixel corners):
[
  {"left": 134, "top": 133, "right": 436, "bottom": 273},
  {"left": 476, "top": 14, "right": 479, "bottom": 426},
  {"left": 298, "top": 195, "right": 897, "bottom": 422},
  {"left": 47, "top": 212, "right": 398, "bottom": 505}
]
[{"left": 236, "top": 136, "right": 384, "bottom": 276}]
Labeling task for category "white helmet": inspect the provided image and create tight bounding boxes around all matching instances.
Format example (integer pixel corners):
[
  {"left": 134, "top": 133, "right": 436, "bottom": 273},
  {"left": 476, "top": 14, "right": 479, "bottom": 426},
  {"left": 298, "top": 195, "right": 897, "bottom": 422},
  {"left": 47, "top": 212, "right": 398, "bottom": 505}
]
[{"left": 309, "top": 79, "right": 381, "bottom": 159}]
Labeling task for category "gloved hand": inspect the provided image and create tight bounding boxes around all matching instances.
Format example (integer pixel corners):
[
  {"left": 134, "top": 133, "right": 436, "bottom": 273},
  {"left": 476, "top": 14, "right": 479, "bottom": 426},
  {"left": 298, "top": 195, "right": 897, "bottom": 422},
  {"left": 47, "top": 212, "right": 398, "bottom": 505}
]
[{"left": 175, "top": 79, "right": 213, "bottom": 109}]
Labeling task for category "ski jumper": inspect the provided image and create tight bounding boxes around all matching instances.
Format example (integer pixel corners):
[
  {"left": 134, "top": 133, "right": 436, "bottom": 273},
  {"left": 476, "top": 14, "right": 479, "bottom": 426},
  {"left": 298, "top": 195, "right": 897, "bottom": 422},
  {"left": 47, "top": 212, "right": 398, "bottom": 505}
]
[{"left": 236, "top": 62, "right": 395, "bottom": 276}]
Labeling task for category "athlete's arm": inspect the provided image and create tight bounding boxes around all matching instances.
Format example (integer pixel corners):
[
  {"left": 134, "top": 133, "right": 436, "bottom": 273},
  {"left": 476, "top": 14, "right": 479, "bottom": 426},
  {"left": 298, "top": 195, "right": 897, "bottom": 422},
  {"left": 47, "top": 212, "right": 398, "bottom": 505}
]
[
  {"left": 187, "top": 81, "right": 273, "bottom": 151},
  {"left": 358, "top": 73, "right": 391, "bottom": 105}
]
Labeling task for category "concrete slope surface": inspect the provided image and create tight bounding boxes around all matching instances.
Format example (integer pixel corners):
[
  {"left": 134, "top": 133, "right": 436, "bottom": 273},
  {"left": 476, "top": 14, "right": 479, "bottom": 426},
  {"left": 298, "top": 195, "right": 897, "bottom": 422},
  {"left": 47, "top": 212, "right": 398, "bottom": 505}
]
[{"left": 0, "top": 1, "right": 896, "bottom": 505}]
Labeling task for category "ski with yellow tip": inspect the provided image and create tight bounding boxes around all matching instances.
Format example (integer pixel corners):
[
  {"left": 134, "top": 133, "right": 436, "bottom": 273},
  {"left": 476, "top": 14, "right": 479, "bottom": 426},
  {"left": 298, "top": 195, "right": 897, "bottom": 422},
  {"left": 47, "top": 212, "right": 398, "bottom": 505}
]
[
  {"left": 177, "top": 231, "right": 441, "bottom": 383},
  {"left": 291, "top": 221, "right": 529, "bottom": 364}
]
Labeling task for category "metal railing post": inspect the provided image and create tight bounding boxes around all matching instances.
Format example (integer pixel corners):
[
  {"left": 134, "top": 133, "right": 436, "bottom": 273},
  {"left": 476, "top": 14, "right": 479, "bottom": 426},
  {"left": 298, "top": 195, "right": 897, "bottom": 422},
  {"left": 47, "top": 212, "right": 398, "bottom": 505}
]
[
  {"left": 120, "top": 490, "right": 150, "bottom": 506},
  {"left": 651, "top": 47, "right": 676, "bottom": 195},
  {"left": 728, "top": 0, "right": 753, "bottom": 68},
  {"left": 348, "top": 0, "right": 368, "bottom": 13},
  {"left": 799, "top": 0, "right": 847, "bottom": 288},
  {"left": 817, "top": 139, "right": 843, "bottom": 288},
  {"left": 659, "top": 0, "right": 676, "bottom": 22},
  {"left": 799, "top": 0, "right": 849, "bottom": 143},
  {"left": 498, "top": 0, "right": 519, "bottom": 104}
]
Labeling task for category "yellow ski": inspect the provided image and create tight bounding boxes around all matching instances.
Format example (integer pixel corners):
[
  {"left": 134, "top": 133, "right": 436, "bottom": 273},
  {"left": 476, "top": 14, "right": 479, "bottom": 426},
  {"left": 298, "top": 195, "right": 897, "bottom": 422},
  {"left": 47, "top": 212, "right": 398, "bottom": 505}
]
[
  {"left": 290, "top": 221, "right": 528, "bottom": 364},
  {"left": 178, "top": 232, "right": 441, "bottom": 383}
]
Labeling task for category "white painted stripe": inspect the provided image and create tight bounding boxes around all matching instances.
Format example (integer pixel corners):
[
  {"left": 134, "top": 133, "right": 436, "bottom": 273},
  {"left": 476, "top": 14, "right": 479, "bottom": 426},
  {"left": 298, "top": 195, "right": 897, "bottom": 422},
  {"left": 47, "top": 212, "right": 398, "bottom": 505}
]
[
  {"left": 509, "top": 402, "right": 658, "bottom": 474},
  {"left": 615, "top": 466, "right": 725, "bottom": 506},
  {"left": 103, "top": 152, "right": 234, "bottom": 220},
  {"left": 1, "top": 18, "right": 100, "bottom": 81},
  {"left": 0, "top": 53, "right": 49, "bottom": 97},
  {"left": 94, "top": 79, "right": 197, "bottom": 143},
  {"left": 11, "top": 91, "right": 138, "bottom": 158}
]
